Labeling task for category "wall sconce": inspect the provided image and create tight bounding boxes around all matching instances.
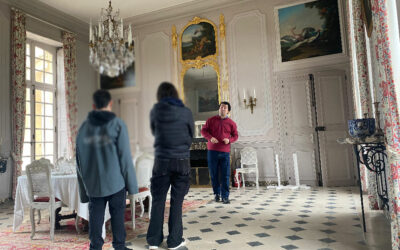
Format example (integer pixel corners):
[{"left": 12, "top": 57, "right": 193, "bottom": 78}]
[{"left": 243, "top": 88, "right": 257, "bottom": 114}]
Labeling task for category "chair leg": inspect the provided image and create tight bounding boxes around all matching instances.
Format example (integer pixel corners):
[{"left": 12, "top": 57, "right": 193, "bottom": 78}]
[
  {"left": 148, "top": 195, "right": 152, "bottom": 219},
  {"left": 30, "top": 208, "right": 36, "bottom": 239},
  {"left": 139, "top": 199, "right": 145, "bottom": 217},
  {"left": 75, "top": 215, "right": 81, "bottom": 234},
  {"left": 256, "top": 171, "right": 259, "bottom": 190},
  {"left": 37, "top": 210, "right": 41, "bottom": 224},
  {"left": 50, "top": 207, "right": 55, "bottom": 242},
  {"left": 242, "top": 173, "right": 246, "bottom": 189},
  {"left": 130, "top": 197, "right": 135, "bottom": 230},
  {"left": 235, "top": 172, "right": 240, "bottom": 190}
]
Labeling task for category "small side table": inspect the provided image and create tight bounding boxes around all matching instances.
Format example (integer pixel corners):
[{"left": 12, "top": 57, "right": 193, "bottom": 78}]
[{"left": 338, "top": 137, "right": 387, "bottom": 232}]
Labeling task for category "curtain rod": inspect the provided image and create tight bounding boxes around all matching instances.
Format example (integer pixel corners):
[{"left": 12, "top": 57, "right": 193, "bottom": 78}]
[{"left": 11, "top": 7, "right": 77, "bottom": 35}]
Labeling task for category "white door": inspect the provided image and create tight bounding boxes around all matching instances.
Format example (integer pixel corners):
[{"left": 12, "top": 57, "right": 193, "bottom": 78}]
[
  {"left": 112, "top": 97, "right": 139, "bottom": 154},
  {"left": 280, "top": 70, "right": 355, "bottom": 187},
  {"left": 314, "top": 70, "right": 354, "bottom": 186},
  {"left": 280, "top": 74, "right": 319, "bottom": 186}
]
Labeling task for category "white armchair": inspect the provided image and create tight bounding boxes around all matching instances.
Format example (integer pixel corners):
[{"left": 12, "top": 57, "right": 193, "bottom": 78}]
[
  {"left": 26, "top": 158, "right": 63, "bottom": 241},
  {"left": 129, "top": 152, "right": 154, "bottom": 229},
  {"left": 235, "top": 147, "right": 259, "bottom": 190}
]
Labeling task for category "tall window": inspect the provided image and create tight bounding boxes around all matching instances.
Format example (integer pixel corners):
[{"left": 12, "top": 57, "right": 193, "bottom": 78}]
[{"left": 22, "top": 40, "right": 57, "bottom": 171}]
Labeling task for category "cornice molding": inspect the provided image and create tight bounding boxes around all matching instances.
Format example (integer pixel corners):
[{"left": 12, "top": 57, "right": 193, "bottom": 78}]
[
  {"left": 124, "top": 0, "right": 248, "bottom": 28},
  {"left": 1, "top": 0, "right": 88, "bottom": 40}
]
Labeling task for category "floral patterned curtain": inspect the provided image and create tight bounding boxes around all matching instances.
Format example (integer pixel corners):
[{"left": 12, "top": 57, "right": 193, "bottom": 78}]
[
  {"left": 369, "top": 0, "right": 400, "bottom": 249},
  {"left": 348, "top": 0, "right": 379, "bottom": 210},
  {"left": 10, "top": 9, "right": 26, "bottom": 199},
  {"left": 62, "top": 32, "right": 77, "bottom": 157}
]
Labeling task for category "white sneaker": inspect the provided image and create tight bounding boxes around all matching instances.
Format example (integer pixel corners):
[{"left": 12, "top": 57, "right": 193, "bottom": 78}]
[
  {"left": 148, "top": 246, "right": 158, "bottom": 249},
  {"left": 168, "top": 239, "right": 186, "bottom": 250}
]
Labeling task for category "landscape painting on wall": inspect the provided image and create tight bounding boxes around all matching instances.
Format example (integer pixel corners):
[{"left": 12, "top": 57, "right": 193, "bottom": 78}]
[
  {"left": 100, "top": 62, "right": 135, "bottom": 89},
  {"left": 197, "top": 89, "right": 219, "bottom": 113},
  {"left": 181, "top": 22, "right": 216, "bottom": 61},
  {"left": 277, "top": 0, "right": 342, "bottom": 62}
]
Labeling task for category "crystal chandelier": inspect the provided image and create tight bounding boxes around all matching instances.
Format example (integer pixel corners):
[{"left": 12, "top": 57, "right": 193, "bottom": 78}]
[{"left": 89, "top": 1, "right": 134, "bottom": 77}]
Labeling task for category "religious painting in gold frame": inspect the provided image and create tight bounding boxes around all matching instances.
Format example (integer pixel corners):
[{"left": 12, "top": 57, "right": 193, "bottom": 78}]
[{"left": 180, "top": 17, "right": 218, "bottom": 62}]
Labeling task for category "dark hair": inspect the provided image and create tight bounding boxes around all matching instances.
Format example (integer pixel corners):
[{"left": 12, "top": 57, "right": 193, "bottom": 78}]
[
  {"left": 220, "top": 101, "right": 231, "bottom": 111},
  {"left": 157, "top": 82, "right": 179, "bottom": 101},
  {"left": 93, "top": 89, "right": 111, "bottom": 109}
]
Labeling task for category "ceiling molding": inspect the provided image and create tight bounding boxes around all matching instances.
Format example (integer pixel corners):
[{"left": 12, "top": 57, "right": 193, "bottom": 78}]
[
  {"left": 1, "top": 0, "right": 88, "bottom": 40},
  {"left": 124, "top": 0, "right": 248, "bottom": 28}
]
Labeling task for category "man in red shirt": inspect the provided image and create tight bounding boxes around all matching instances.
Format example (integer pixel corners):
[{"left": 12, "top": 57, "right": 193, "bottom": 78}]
[{"left": 201, "top": 102, "right": 238, "bottom": 204}]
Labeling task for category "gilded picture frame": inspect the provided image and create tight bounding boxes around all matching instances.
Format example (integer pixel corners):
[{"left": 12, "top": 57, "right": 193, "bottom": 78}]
[{"left": 180, "top": 17, "right": 218, "bottom": 63}]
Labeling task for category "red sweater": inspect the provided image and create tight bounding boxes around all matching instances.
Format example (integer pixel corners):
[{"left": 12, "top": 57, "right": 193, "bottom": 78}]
[{"left": 201, "top": 115, "right": 238, "bottom": 153}]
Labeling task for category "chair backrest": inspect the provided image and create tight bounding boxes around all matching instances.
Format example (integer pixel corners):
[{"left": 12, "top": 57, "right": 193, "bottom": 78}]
[
  {"left": 240, "top": 147, "right": 258, "bottom": 166},
  {"left": 135, "top": 153, "right": 154, "bottom": 188},
  {"left": 54, "top": 157, "right": 76, "bottom": 174},
  {"left": 26, "top": 158, "right": 54, "bottom": 203}
]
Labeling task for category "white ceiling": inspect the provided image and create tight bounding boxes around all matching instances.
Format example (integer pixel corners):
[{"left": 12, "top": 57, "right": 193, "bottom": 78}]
[{"left": 37, "top": 0, "right": 200, "bottom": 23}]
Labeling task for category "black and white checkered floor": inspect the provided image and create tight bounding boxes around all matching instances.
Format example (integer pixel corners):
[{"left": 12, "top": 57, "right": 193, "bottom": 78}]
[
  {"left": 127, "top": 187, "right": 391, "bottom": 250},
  {"left": 0, "top": 187, "right": 391, "bottom": 249}
]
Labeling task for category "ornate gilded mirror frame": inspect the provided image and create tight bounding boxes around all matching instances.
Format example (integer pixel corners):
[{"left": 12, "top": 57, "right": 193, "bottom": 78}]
[{"left": 172, "top": 15, "right": 229, "bottom": 104}]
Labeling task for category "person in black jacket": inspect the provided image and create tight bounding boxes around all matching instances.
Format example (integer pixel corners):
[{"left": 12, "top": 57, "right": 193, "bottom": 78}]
[{"left": 147, "top": 82, "right": 194, "bottom": 250}]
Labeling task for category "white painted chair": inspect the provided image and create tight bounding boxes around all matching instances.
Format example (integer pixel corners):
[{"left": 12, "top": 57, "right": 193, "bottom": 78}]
[
  {"left": 54, "top": 157, "right": 76, "bottom": 175},
  {"left": 235, "top": 147, "right": 259, "bottom": 190},
  {"left": 26, "top": 158, "right": 63, "bottom": 241},
  {"left": 129, "top": 152, "right": 154, "bottom": 229}
]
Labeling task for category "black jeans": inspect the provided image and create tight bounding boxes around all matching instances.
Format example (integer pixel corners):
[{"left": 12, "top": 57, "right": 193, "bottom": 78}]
[
  {"left": 146, "top": 158, "right": 190, "bottom": 248},
  {"left": 89, "top": 188, "right": 126, "bottom": 250}
]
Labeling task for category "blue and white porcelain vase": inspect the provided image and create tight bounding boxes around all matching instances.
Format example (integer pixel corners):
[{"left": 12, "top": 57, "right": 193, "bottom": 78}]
[{"left": 348, "top": 118, "right": 376, "bottom": 138}]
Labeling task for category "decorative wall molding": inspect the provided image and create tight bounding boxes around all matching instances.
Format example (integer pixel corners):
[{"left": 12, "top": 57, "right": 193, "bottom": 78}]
[
  {"left": 140, "top": 32, "right": 172, "bottom": 147},
  {"left": 228, "top": 10, "right": 273, "bottom": 137}
]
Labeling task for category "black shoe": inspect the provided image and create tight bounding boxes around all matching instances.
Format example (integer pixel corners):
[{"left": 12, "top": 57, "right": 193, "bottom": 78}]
[
  {"left": 222, "top": 197, "right": 230, "bottom": 204},
  {"left": 215, "top": 194, "right": 220, "bottom": 202}
]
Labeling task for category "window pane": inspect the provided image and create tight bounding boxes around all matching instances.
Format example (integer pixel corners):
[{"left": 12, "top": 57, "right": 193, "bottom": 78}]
[
  {"left": 26, "top": 56, "right": 30, "bottom": 68},
  {"left": 23, "top": 143, "right": 31, "bottom": 157},
  {"left": 26, "top": 68, "right": 31, "bottom": 81},
  {"left": 35, "top": 58, "right": 44, "bottom": 71},
  {"left": 26, "top": 44, "right": 30, "bottom": 56},
  {"left": 25, "top": 115, "right": 30, "bottom": 129},
  {"left": 45, "top": 117, "right": 53, "bottom": 129},
  {"left": 45, "top": 104, "right": 53, "bottom": 116},
  {"left": 24, "top": 129, "right": 31, "bottom": 142},
  {"left": 35, "top": 103, "right": 44, "bottom": 116},
  {"left": 45, "top": 73, "right": 53, "bottom": 84},
  {"left": 26, "top": 88, "right": 30, "bottom": 101},
  {"left": 35, "top": 142, "right": 44, "bottom": 156},
  {"left": 44, "top": 91, "right": 53, "bottom": 104},
  {"left": 35, "top": 129, "right": 43, "bottom": 142},
  {"left": 45, "top": 143, "right": 53, "bottom": 155},
  {"left": 35, "top": 47, "right": 44, "bottom": 59},
  {"left": 22, "top": 157, "right": 31, "bottom": 172},
  {"left": 45, "top": 61, "right": 52, "bottom": 73},
  {"left": 35, "top": 71, "right": 44, "bottom": 83},
  {"left": 45, "top": 51, "right": 53, "bottom": 61},
  {"left": 45, "top": 130, "right": 53, "bottom": 142},
  {"left": 35, "top": 89, "right": 43, "bottom": 102},
  {"left": 26, "top": 102, "right": 30, "bottom": 115},
  {"left": 35, "top": 116, "right": 44, "bottom": 129}
]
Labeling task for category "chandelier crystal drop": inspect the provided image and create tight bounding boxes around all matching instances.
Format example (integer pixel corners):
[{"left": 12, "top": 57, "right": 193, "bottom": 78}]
[{"left": 89, "top": 1, "right": 134, "bottom": 77}]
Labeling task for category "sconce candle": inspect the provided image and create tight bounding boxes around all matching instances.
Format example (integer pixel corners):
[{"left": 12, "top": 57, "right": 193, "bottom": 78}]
[{"left": 243, "top": 90, "right": 257, "bottom": 114}]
